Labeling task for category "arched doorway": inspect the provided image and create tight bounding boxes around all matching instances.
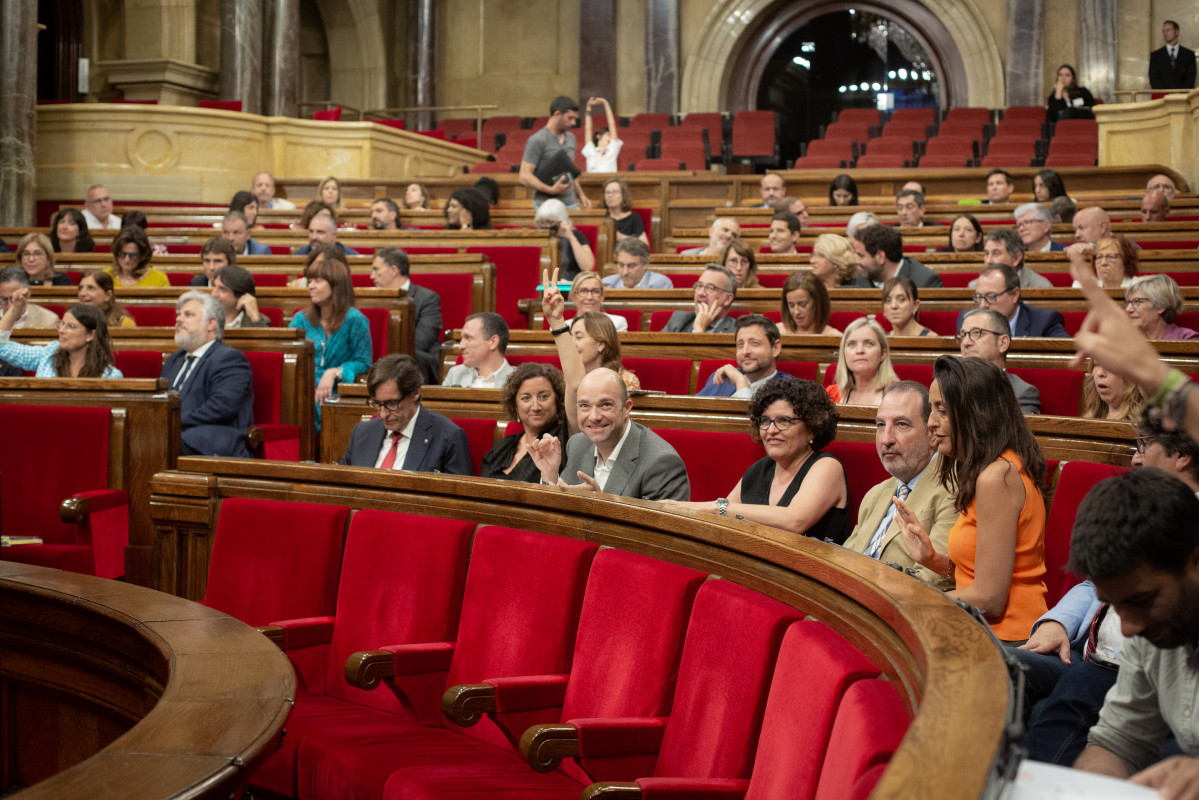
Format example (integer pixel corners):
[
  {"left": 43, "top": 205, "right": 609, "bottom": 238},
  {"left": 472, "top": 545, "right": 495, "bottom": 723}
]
[
  {"left": 680, "top": 0, "right": 1003, "bottom": 122},
  {"left": 750, "top": 9, "right": 943, "bottom": 163}
]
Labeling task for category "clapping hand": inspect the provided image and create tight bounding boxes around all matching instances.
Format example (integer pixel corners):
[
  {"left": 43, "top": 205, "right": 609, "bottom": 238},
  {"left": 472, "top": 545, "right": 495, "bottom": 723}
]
[{"left": 528, "top": 432, "right": 563, "bottom": 484}]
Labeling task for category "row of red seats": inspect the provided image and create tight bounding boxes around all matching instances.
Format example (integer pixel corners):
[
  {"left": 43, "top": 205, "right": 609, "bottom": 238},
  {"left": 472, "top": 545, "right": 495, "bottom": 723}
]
[{"left": 192, "top": 497, "right": 907, "bottom": 799}]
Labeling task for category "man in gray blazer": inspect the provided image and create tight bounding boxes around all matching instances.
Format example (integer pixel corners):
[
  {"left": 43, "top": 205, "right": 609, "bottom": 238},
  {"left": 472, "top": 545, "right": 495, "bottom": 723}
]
[
  {"left": 957, "top": 307, "right": 1041, "bottom": 414},
  {"left": 843, "top": 381, "right": 957, "bottom": 589},
  {"left": 530, "top": 368, "right": 690, "bottom": 501},
  {"left": 663, "top": 264, "right": 737, "bottom": 334}
]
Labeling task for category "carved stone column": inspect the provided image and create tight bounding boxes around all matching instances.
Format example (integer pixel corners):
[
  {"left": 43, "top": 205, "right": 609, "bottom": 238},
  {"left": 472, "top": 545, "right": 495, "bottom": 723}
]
[
  {"left": 263, "top": 0, "right": 299, "bottom": 117},
  {"left": 1005, "top": 0, "right": 1044, "bottom": 107},
  {"left": 408, "top": 0, "right": 435, "bottom": 131},
  {"left": 644, "top": 0, "right": 679, "bottom": 114},
  {"left": 0, "top": 0, "right": 37, "bottom": 226},
  {"left": 1078, "top": 0, "right": 1117, "bottom": 102},
  {"left": 220, "top": 0, "right": 263, "bottom": 114}
]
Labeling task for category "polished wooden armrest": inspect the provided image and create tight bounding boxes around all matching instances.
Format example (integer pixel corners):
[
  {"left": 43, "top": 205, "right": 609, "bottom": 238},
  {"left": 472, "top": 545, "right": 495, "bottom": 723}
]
[
  {"left": 345, "top": 650, "right": 396, "bottom": 690},
  {"left": 442, "top": 683, "right": 496, "bottom": 727},
  {"left": 345, "top": 642, "right": 455, "bottom": 689},
  {"left": 247, "top": 426, "right": 264, "bottom": 451},
  {"left": 257, "top": 625, "right": 285, "bottom": 649},
  {"left": 519, "top": 723, "right": 580, "bottom": 772},
  {"left": 580, "top": 784, "right": 642, "bottom": 799},
  {"left": 60, "top": 489, "right": 128, "bottom": 523}
]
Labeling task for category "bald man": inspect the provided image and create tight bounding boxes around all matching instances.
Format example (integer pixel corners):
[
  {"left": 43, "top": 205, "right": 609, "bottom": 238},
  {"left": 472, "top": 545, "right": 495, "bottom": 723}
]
[
  {"left": 1141, "top": 190, "right": 1170, "bottom": 223},
  {"left": 1072, "top": 207, "right": 1111, "bottom": 244},
  {"left": 529, "top": 368, "right": 690, "bottom": 501}
]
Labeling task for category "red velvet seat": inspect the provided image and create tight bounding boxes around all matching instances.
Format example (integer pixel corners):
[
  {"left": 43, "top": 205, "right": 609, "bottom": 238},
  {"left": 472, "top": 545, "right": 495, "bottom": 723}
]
[
  {"left": 812, "top": 678, "right": 909, "bottom": 800},
  {"left": 451, "top": 417, "right": 498, "bottom": 475},
  {"left": 915, "top": 310, "right": 961, "bottom": 336},
  {"left": 358, "top": 306, "right": 388, "bottom": 362},
  {"left": 823, "top": 440, "right": 891, "bottom": 526},
  {"left": 1043, "top": 462, "right": 1127, "bottom": 605},
  {"left": 1007, "top": 366, "right": 1085, "bottom": 417},
  {"left": 918, "top": 153, "right": 971, "bottom": 168},
  {"left": 198, "top": 100, "right": 243, "bottom": 112},
  {"left": 114, "top": 349, "right": 163, "bottom": 378},
  {"left": 653, "top": 428, "right": 765, "bottom": 501},
  {"left": 0, "top": 405, "right": 129, "bottom": 579},
  {"left": 313, "top": 108, "right": 343, "bottom": 121},
  {"left": 623, "top": 357, "right": 692, "bottom": 394},
  {"left": 200, "top": 497, "right": 348, "bottom": 627},
  {"left": 731, "top": 110, "right": 778, "bottom": 166},
  {"left": 296, "top": 526, "right": 600, "bottom": 800},
  {"left": 829, "top": 310, "right": 866, "bottom": 331},
  {"left": 854, "top": 153, "right": 908, "bottom": 168},
  {"left": 250, "top": 510, "right": 474, "bottom": 798},
  {"left": 125, "top": 305, "right": 178, "bottom": 326},
  {"left": 466, "top": 245, "right": 541, "bottom": 329},
  {"left": 244, "top": 350, "right": 302, "bottom": 460}
]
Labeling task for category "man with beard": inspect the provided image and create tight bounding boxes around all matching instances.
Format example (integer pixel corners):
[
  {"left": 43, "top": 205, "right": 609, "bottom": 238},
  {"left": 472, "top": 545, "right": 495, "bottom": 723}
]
[
  {"left": 160, "top": 291, "right": 254, "bottom": 457},
  {"left": 843, "top": 381, "right": 957, "bottom": 589},
  {"left": 697, "top": 314, "right": 795, "bottom": 397},
  {"left": 370, "top": 198, "right": 400, "bottom": 231}
]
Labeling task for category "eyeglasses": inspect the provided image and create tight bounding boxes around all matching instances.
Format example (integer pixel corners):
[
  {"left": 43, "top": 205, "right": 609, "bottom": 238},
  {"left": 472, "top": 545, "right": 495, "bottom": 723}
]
[
  {"left": 56, "top": 320, "right": 81, "bottom": 332},
  {"left": 573, "top": 287, "right": 603, "bottom": 297},
  {"left": 756, "top": 415, "right": 798, "bottom": 432},
  {"left": 1134, "top": 436, "right": 1154, "bottom": 454},
  {"left": 1126, "top": 297, "right": 1153, "bottom": 308},
  {"left": 971, "top": 288, "right": 1016, "bottom": 305},
  {"left": 955, "top": 327, "right": 1002, "bottom": 343},
  {"left": 1094, "top": 253, "right": 1122, "bottom": 262},
  {"left": 693, "top": 281, "right": 730, "bottom": 295},
  {"left": 117, "top": 250, "right": 141, "bottom": 261},
  {"left": 20, "top": 250, "right": 45, "bottom": 259},
  {"left": 367, "top": 397, "right": 407, "bottom": 413},
  {"left": 1015, "top": 218, "right": 1048, "bottom": 229}
]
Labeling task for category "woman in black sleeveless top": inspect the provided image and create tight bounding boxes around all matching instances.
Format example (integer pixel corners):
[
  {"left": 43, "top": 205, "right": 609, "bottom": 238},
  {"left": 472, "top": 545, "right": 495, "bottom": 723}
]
[{"left": 664, "top": 378, "right": 851, "bottom": 544}]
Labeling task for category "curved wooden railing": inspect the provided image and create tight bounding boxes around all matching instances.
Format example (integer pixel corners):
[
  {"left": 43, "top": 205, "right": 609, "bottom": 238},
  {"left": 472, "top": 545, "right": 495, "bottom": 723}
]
[
  {"left": 149, "top": 456, "right": 1018, "bottom": 799},
  {"left": 0, "top": 560, "right": 294, "bottom": 799}
]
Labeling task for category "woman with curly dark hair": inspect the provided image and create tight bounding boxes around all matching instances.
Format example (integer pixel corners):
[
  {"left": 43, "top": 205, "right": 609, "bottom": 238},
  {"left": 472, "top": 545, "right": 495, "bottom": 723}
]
[
  {"left": 663, "top": 377, "right": 851, "bottom": 543},
  {"left": 49, "top": 208, "right": 96, "bottom": 254},
  {"left": 481, "top": 361, "right": 569, "bottom": 483},
  {"left": 894, "top": 355, "right": 1048, "bottom": 644},
  {"left": 443, "top": 188, "right": 491, "bottom": 230}
]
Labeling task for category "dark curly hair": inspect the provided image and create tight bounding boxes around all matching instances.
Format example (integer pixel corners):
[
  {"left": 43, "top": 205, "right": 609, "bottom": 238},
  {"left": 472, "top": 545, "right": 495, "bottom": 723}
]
[
  {"left": 748, "top": 378, "right": 838, "bottom": 451},
  {"left": 501, "top": 361, "right": 566, "bottom": 427}
]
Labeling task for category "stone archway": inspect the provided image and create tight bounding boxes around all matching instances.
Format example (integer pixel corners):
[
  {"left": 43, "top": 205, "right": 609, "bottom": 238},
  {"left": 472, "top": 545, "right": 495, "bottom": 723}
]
[{"left": 681, "top": 0, "right": 1004, "bottom": 113}]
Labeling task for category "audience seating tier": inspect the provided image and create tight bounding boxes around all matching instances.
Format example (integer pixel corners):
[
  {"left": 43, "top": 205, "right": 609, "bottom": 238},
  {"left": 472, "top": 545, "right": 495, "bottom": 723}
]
[{"left": 148, "top": 456, "right": 1012, "bottom": 799}]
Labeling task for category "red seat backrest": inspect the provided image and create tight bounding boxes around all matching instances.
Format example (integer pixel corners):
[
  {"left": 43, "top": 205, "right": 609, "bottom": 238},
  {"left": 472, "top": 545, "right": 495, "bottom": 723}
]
[
  {"left": 114, "top": 349, "right": 163, "bottom": 379},
  {"left": 126, "top": 305, "right": 178, "bottom": 326},
  {"left": 312, "top": 108, "right": 342, "bottom": 121},
  {"left": 650, "top": 580, "right": 804, "bottom": 781},
  {"left": 694, "top": 359, "right": 818, "bottom": 388},
  {"left": 829, "top": 310, "right": 866, "bottom": 331},
  {"left": 652, "top": 428, "right": 766, "bottom": 501},
  {"left": 450, "top": 417, "right": 498, "bottom": 476},
  {"left": 243, "top": 350, "right": 285, "bottom": 424},
  {"left": 823, "top": 440, "right": 891, "bottom": 526},
  {"left": 623, "top": 357, "right": 692, "bottom": 394},
  {"left": 917, "top": 310, "right": 961, "bottom": 336},
  {"left": 893, "top": 363, "right": 935, "bottom": 386},
  {"left": 0, "top": 405, "right": 111, "bottom": 544},
  {"left": 744, "top": 621, "right": 879, "bottom": 800},
  {"left": 1007, "top": 367, "right": 1085, "bottom": 417},
  {"left": 357, "top": 306, "right": 388, "bottom": 361},
  {"left": 202, "top": 497, "right": 349, "bottom": 627},
  {"left": 813, "top": 679, "right": 909, "bottom": 800},
  {"left": 414, "top": 272, "right": 472, "bottom": 332},
  {"left": 198, "top": 100, "right": 243, "bottom": 112},
  {"left": 466, "top": 245, "right": 541, "bottom": 330},
  {"left": 1043, "top": 462, "right": 1127, "bottom": 605}
]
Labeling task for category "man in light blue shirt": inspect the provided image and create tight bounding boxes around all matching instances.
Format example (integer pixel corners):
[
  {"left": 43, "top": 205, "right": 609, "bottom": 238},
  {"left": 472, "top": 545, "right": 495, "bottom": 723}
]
[{"left": 601, "top": 239, "right": 673, "bottom": 290}]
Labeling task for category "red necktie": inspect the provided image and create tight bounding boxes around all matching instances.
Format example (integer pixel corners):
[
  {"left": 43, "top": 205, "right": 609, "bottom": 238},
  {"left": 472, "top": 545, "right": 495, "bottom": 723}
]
[
  {"left": 1084, "top": 603, "right": 1110, "bottom": 662},
  {"left": 379, "top": 432, "right": 402, "bottom": 470}
]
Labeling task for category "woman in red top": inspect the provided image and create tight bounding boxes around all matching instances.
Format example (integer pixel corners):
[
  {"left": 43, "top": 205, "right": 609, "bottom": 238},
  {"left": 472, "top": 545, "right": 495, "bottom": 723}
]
[{"left": 895, "top": 355, "right": 1049, "bottom": 643}]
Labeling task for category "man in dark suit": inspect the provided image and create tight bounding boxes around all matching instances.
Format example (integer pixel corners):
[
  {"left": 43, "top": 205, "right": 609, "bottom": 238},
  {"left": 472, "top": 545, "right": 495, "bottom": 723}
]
[
  {"left": 663, "top": 264, "right": 737, "bottom": 333},
  {"left": 850, "top": 223, "right": 943, "bottom": 289},
  {"left": 370, "top": 247, "right": 443, "bottom": 384},
  {"left": 956, "top": 264, "right": 1068, "bottom": 338},
  {"left": 530, "top": 368, "right": 690, "bottom": 501},
  {"left": 1015, "top": 203, "right": 1066, "bottom": 254},
  {"left": 161, "top": 291, "right": 254, "bottom": 457},
  {"left": 221, "top": 211, "right": 272, "bottom": 257},
  {"left": 1149, "top": 20, "right": 1195, "bottom": 90},
  {"left": 340, "top": 354, "right": 471, "bottom": 475},
  {"left": 190, "top": 236, "right": 237, "bottom": 287}
]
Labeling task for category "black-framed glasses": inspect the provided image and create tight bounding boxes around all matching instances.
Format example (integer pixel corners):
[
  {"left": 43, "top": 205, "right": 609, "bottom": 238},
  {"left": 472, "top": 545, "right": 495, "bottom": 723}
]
[
  {"left": 367, "top": 397, "right": 406, "bottom": 413},
  {"left": 117, "top": 250, "right": 141, "bottom": 261},
  {"left": 1134, "top": 435, "right": 1154, "bottom": 454},
  {"left": 693, "top": 280, "right": 730, "bottom": 295},
  {"left": 955, "top": 327, "right": 1002, "bottom": 343},
  {"left": 971, "top": 288, "right": 1016, "bottom": 305},
  {"left": 756, "top": 415, "right": 798, "bottom": 432}
]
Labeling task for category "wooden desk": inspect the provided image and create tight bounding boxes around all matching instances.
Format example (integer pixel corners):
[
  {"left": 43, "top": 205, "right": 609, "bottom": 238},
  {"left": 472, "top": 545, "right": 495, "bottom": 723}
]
[{"left": 0, "top": 560, "right": 292, "bottom": 799}]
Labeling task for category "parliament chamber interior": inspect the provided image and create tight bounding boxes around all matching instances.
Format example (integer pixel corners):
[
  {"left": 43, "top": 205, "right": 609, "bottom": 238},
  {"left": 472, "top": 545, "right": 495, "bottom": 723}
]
[{"left": 3, "top": 1, "right": 1199, "bottom": 798}]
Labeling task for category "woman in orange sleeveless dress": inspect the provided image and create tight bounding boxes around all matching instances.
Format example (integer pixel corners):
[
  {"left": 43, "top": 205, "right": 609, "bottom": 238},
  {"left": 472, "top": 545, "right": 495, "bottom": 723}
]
[{"left": 895, "top": 355, "right": 1049, "bottom": 643}]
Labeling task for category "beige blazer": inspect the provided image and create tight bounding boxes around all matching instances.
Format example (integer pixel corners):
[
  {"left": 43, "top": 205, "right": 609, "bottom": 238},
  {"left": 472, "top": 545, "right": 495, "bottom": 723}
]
[{"left": 843, "top": 453, "right": 958, "bottom": 591}]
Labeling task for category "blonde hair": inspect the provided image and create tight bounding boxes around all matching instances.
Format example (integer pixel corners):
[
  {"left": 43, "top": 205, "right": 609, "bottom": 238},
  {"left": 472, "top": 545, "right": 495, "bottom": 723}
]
[
  {"left": 833, "top": 317, "right": 898, "bottom": 399},
  {"left": 1082, "top": 370, "right": 1147, "bottom": 422},
  {"left": 813, "top": 233, "right": 857, "bottom": 283}
]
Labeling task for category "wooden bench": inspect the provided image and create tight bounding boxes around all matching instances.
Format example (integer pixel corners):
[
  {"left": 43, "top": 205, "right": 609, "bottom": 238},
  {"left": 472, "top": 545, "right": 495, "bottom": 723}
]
[{"left": 148, "top": 456, "right": 1011, "bottom": 798}]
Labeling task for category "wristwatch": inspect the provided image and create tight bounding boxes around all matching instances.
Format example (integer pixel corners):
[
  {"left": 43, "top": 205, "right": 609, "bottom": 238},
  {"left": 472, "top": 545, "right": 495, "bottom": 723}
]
[
  {"left": 550, "top": 324, "right": 571, "bottom": 337},
  {"left": 716, "top": 497, "right": 729, "bottom": 516}
]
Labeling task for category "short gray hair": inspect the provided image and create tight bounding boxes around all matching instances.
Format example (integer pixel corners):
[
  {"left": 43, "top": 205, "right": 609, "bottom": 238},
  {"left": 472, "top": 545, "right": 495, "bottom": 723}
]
[
  {"left": 846, "top": 211, "right": 879, "bottom": 239},
  {"left": 1127, "top": 273, "right": 1185, "bottom": 323},
  {"left": 534, "top": 199, "right": 569, "bottom": 224},
  {"left": 1013, "top": 202, "right": 1051, "bottom": 223},
  {"left": 961, "top": 306, "right": 1012, "bottom": 337},
  {"left": 702, "top": 263, "right": 738, "bottom": 299},
  {"left": 177, "top": 290, "right": 225, "bottom": 340}
]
